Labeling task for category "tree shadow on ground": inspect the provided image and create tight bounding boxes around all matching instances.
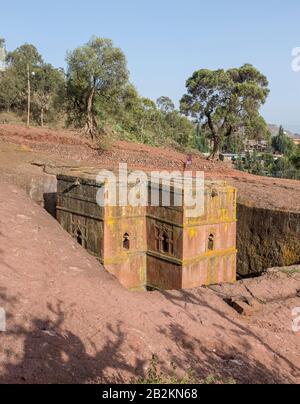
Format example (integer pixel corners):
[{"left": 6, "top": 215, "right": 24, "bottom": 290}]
[
  {"left": 0, "top": 285, "right": 298, "bottom": 384},
  {"left": 158, "top": 289, "right": 300, "bottom": 384},
  {"left": 0, "top": 301, "right": 146, "bottom": 384}
]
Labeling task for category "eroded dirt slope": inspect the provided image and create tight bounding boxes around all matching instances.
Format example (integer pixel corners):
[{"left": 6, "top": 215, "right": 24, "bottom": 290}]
[
  {"left": 1, "top": 124, "right": 300, "bottom": 213},
  {"left": 0, "top": 182, "right": 299, "bottom": 384}
]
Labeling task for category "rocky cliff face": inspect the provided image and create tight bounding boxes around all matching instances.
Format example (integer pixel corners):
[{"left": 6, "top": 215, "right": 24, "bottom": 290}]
[{"left": 237, "top": 203, "right": 300, "bottom": 277}]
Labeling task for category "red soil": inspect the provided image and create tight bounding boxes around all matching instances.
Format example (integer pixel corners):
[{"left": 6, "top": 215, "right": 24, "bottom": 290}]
[
  {"left": 0, "top": 125, "right": 300, "bottom": 383},
  {"left": 0, "top": 176, "right": 300, "bottom": 384},
  {"left": 1, "top": 124, "right": 299, "bottom": 212}
]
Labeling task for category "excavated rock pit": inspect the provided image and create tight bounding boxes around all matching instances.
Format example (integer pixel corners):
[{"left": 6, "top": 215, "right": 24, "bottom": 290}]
[
  {"left": 0, "top": 181, "right": 300, "bottom": 384},
  {"left": 0, "top": 125, "right": 300, "bottom": 278}
]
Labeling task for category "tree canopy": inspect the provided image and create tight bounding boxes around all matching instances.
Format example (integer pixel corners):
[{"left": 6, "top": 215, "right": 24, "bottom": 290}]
[
  {"left": 0, "top": 37, "right": 280, "bottom": 162},
  {"left": 156, "top": 96, "right": 175, "bottom": 114},
  {"left": 180, "top": 64, "right": 270, "bottom": 159},
  {"left": 32, "top": 64, "right": 65, "bottom": 126},
  {"left": 290, "top": 145, "right": 300, "bottom": 170},
  {"left": 66, "top": 37, "right": 129, "bottom": 138},
  {"left": 7, "top": 43, "right": 43, "bottom": 69},
  {"left": 0, "top": 44, "right": 44, "bottom": 114},
  {"left": 0, "top": 43, "right": 64, "bottom": 126},
  {"left": 272, "top": 126, "right": 294, "bottom": 155}
]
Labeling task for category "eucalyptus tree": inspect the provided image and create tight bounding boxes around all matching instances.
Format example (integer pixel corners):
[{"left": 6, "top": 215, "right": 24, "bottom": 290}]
[
  {"left": 4, "top": 43, "right": 43, "bottom": 123},
  {"left": 156, "top": 96, "right": 175, "bottom": 114},
  {"left": 32, "top": 64, "right": 65, "bottom": 126},
  {"left": 66, "top": 37, "right": 129, "bottom": 138}
]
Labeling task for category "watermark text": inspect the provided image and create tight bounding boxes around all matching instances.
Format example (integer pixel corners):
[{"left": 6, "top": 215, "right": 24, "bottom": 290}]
[
  {"left": 292, "top": 307, "right": 300, "bottom": 333},
  {"left": 0, "top": 308, "right": 6, "bottom": 332},
  {"left": 96, "top": 164, "right": 205, "bottom": 218}
]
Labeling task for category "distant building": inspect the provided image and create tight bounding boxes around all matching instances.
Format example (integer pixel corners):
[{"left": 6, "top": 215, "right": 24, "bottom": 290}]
[
  {"left": 219, "top": 153, "right": 235, "bottom": 162},
  {"left": 244, "top": 139, "right": 268, "bottom": 152},
  {"left": 219, "top": 153, "right": 246, "bottom": 162}
]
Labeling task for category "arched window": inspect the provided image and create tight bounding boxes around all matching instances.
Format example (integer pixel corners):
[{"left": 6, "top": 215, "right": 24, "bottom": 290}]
[
  {"left": 71, "top": 217, "right": 87, "bottom": 249},
  {"left": 155, "top": 224, "right": 174, "bottom": 255},
  {"left": 162, "top": 232, "right": 169, "bottom": 253},
  {"left": 211, "top": 189, "right": 218, "bottom": 198},
  {"left": 208, "top": 234, "right": 215, "bottom": 251},
  {"left": 76, "top": 229, "right": 83, "bottom": 246},
  {"left": 123, "top": 233, "right": 130, "bottom": 250}
]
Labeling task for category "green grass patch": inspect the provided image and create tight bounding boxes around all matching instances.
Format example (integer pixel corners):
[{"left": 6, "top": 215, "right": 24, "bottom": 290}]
[
  {"left": 136, "top": 356, "right": 236, "bottom": 385},
  {"left": 279, "top": 267, "right": 300, "bottom": 277}
]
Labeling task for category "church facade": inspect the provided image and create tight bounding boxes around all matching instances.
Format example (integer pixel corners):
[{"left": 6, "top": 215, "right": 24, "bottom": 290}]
[{"left": 56, "top": 170, "right": 237, "bottom": 291}]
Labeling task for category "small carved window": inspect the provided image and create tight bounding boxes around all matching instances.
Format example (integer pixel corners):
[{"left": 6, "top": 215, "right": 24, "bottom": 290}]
[
  {"left": 162, "top": 232, "right": 169, "bottom": 253},
  {"left": 123, "top": 233, "right": 130, "bottom": 250},
  {"left": 155, "top": 224, "right": 174, "bottom": 255},
  {"left": 211, "top": 189, "right": 218, "bottom": 198},
  {"left": 71, "top": 216, "right": 87, "bottom": 248},
  {"left": 208, "top": 234, "right": 215, "bottom": 251},
  {"left": 76, "top": 229, "right": 83, "bottom": 246}
]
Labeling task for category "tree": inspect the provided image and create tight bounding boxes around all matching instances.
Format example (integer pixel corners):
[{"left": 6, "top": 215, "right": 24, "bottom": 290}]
[
  {"left": 7, "top": 43, "right": 43, "bottom": 69},
  {"left": 180, "top": 64, "right": 270, "bottom": 160},
  {"left": 32, "top": 64, "right": 65, "bottom": 126},
  {"left": 272, "top": 126, "right": 294, "bottom": 155},
  {"left": 112, "top": 84, "right": 144, "bottom": 134},
  {"left": 190, "top": 126, "right": 210, "bottom": 153},
  {"left": 3, "top": 44, "right": 43, "bottom": 122},
  {"left": 66, "top": 37, "right": 129, "bottom": 138},
  {"left": 156, "top": 96, "right": 175, "bottom": 114},
  {"left": 0, "top": 42, "right": 65, "bottom": 126},
  {"left": 0, "top": 67, "right": 21, "bottom": 111},
  {"left": 136, "top": 98, "right": 163, "bottom": 142},
  {"left": 222, "top": 132, "right": 245, "bottom": 153},
  {"left": 271, "top": 156, "right": 295, "bottom": 178},
  {"left": 164, "top": 110, "right": 194, "bottom": 147},
  {"left": 290, "top": 145, "right": 300, "bottom": 170}
]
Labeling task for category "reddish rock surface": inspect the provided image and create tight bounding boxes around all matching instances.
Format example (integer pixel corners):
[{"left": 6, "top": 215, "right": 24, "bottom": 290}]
[
  {"left": 0, "top": 123, "right": 300, "bottom": 213},
  {"left": 0, "top": 182, "right": 299, "bottom": 384}
]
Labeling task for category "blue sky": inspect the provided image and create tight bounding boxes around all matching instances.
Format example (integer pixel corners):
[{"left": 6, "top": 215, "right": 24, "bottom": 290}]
[{"left": 1, "top": 0, "right": 300, "bottom": 131}]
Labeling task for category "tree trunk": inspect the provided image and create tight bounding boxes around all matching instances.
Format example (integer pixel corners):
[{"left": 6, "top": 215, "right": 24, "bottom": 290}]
[
  {"left": 85, "top": 87, "right": 96, "bottom": 139},
  {"left": 40, "top": 108, "right": 44, "bottom": 127},
  {"left": 208, "top": 136, "right": 220, "bottom": 160},
  {"left": 206, "top": 113, "right": 220, "bottom": 160}
]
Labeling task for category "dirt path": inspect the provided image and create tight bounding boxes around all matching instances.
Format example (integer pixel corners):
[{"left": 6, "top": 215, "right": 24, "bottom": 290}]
[{"left": 0, "top": 182, "right": 299, "bottom": 384}]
